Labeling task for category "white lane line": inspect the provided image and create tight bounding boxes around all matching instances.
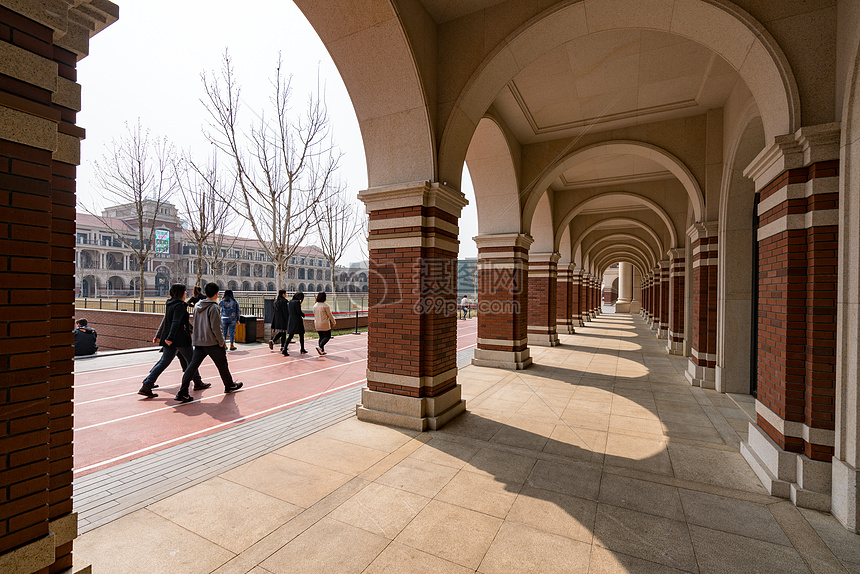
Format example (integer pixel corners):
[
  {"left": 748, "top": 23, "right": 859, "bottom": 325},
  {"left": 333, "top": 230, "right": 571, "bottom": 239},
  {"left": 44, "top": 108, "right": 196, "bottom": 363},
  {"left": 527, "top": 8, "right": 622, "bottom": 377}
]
[
  {"left": 75, "top": 357, "right": 369, "bottom": 430},
  {"left": 74, "top": 343, "right": 370, "bottom": 389},
  {"left": 73, "top": 378, "right": 368, "bottom": 475},
  {"left": 76, "top": 345, "right": 372, "bottom": 405}
]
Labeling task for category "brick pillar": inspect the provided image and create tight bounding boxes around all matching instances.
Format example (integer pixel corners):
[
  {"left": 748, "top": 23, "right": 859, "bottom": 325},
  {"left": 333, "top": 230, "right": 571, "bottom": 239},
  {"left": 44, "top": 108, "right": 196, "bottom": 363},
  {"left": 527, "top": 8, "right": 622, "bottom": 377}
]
[
  {"left": 645, "top": 274, "right": 653, "bottom": 321},
  {"left": 580, "top": 273, "right": 591, "bottom": 324},
  {"left": 650, "top": 267, "right": 661, "bottom": 332},
  {"left": 356, "top": 182, "right": 468, "bottom": 430},
  {"left": 593, "top": 276, "right": 601, "bottom": 315},
  {"left": 667, "top": 249, "right": 686, "bottom": 355},
  {"left": 471, "top": 233, "right": 533, "bottom": 369},
  {"left": 571, "top": 269, "right": 584, "bottom": 328},
  {"left": 1, "top": 4, "right": 116, "bottom": 573},
  {"left": 556, "top": 263, "right": 575, "bottom": 335},
  {"left": 741, "top": 125, "right": 840, "bottom": 511},
  {"left": 642, "top": 275, "right": 650, "bottom": 321},
  {"left": 527, "top": 252, "right": 560, "bottom": 346},
  {"left": 657, "top": 260, "right": 670, "bottom": 339},
  {"left": 685, "top": 222, "right": 718, "bottom": 388}
]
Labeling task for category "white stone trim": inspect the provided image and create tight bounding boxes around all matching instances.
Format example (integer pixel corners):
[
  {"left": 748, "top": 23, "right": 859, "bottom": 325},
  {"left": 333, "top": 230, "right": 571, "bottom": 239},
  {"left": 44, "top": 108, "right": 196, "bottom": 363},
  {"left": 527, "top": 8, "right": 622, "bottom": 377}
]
[
  {"left": 691, "top": 348, "right": 716, "bottom": 362},
  {"left": 476, "top": 261, "right": 526, "bottom": 271},
  {"left": 744, "top": 123, "right": 840, "bottom": 192},
  {"left": 366, "top": 367, "right": 458, "bottom": 389},
  {"left": 755, "top": 400, "right": 836, "bottom": 446},
  {"left": 757, "top": 176, "right": 838, "bottom": 216},
  {"left": 477, "top": 337, "right": 528, "bottom": 347},
  {"left": 757, "top": 209, "right": 840, "bottom": 241},
  {"left": 367, "top": 215, "right": 460, "bottom": 236},
  {"left": 367, "top": 234, "right": 460, "bottom": 253}
]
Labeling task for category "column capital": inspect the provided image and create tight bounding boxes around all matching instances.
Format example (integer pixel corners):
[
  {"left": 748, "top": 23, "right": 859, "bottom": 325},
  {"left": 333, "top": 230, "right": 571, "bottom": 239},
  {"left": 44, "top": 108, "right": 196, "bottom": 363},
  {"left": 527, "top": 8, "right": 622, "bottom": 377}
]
[
  {"left": 667, "top": 248, "right": 685, "bottom": 261},
  {"left": 743, "top": 123, "right": 840, "bottom": 192},
  {"left": 359, "top": 181, "right": 468, "bottom": 218},
  {"left": 529, "top": 252, "right": 561, "bottom": 264},
  {"left": 473, "top": 233, "right": 534, "bottom": 251},
  {"left": 657, "top": 259, "right": 670, "bottom": 270},
  {"left": 686, "top": 221, "right": 719, "bottom": 241}
]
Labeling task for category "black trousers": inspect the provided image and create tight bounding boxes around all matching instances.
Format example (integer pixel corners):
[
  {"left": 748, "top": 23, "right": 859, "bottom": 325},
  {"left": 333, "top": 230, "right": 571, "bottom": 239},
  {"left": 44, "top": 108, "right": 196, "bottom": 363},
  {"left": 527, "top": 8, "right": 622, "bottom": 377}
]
[
  {"left": 179, "top": 345, "right": 235, "bottom": 395},
  {"left": 142, "top": 345, "right": 202, "bottom": 388},
  {"left": 318, "top": 330, "right": 332, "bottom": 351},
  {"left": 284, "top": 331, "right": 305, "bottom": 352}
]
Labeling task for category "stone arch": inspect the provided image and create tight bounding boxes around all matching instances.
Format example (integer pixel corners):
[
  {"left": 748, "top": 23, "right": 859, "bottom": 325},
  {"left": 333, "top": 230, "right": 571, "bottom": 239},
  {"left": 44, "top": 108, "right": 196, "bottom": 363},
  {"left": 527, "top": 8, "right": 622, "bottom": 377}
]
[
  {"left": 716, "top": 110, "right": 765, "bottom": 394},
  {"left": 588, "top": 240, "right": 653, "bottom": 275},
  {"left": 596, "top": 255, "right": 648, "bottom": 280},
  {"left": 529, "top": 192, "right": 554, "bottom": 252},
  {"left": 296, "top": 1, "right": 435, "bottom": 186},
  {"left": 584, "top": 233, "right": 658, "bottom": 268},
  {"left": 466, "top": 116, "right": 522, "bottom": 234},
  {"left": 438, "top": 0, "right": 800, "bottom": 186},
  {"left": 573, "top": 218, "right": 666, "bottom": 264},
  {"left": 525, "top": 141, "right": 705, "bottom": 229},
  {"left": 557, "top": 192, "right": 679, "bottom": 251},
  {"left": 558, "top": 225, "right": 572, "bottom": 264}
]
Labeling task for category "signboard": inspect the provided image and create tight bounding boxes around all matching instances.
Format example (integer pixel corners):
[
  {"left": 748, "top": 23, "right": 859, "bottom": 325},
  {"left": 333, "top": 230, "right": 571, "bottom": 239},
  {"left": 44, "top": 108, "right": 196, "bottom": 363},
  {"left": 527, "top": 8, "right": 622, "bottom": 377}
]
[{"left": 154, "top": 229, "right": 170, "bottom": 254}]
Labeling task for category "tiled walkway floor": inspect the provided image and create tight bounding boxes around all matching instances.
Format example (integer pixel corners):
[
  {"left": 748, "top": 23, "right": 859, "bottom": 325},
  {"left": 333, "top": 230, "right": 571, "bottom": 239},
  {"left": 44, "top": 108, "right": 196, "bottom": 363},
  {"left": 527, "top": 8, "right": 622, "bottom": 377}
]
[{"left": 74, "top": 314, "right": 860, "bottom": 573}]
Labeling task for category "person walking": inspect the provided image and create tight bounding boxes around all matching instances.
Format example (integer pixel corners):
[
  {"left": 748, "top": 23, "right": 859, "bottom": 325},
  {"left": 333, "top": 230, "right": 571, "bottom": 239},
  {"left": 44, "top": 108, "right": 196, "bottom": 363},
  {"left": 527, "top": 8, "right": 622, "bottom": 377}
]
[
  {"left": 461, "top": 295, "right": 469, "bottom": 320},
  {"left": 313, "top": 291, "right": 336, "bottom": 355},
  {"left": 283, "top": 291, "right": 307, "bottom": 356},
  {"left": 186, "top": 285, "right": 203, "bottom": 309},
  {"left": 73, "top": 318, "right": 98, "bottom": 356},
  {"left": 175, "top": 282, "right": 243, "bottom": 403},
  {"left": 138, "top": 284, "right": 209, "bottom": 399},
  {"left": 269, "top": 290, "right": 289, "bottom": 352},
  {"left": 219, "top": 289, "right": 240, "bottom": 350}
]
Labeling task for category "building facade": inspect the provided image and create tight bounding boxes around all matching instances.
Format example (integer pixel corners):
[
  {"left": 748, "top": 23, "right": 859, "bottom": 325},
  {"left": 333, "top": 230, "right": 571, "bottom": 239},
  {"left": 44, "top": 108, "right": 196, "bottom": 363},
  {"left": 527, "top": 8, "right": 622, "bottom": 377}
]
[{"left": 74, "top": 202, "right": 333, "bottom": 297}]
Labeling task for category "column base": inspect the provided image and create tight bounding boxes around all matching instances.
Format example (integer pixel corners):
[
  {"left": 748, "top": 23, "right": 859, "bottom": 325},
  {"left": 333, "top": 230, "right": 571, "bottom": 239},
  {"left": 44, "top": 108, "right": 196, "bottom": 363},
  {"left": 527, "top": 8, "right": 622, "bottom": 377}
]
[
  {"left": 685, "top": 359, "right": 716, "bottom": 389},
  {"left": 650, "top": 320, "right": 659, "bottom": 332},
  {"left": 356, "top": 385, "right": 465, "bottom": 431},
  {"left": 741, "top": 423, "right": 833, "bottom": 512},
  {"left": 472, "top": 348, "right": 533, "bottom": 370},
  {"left": 667, "top": 339, "right": 684, "bottom": 355},
  {"left": 657, "top": 326, "right": 668, "bottom": 339},
  {"left": 528, "top": 332, "right": 560, "bottom": 347},
  {"left": 832, "top": 458, "right": 860, "bottom": 533},
  {"left": 573, "top": 317, "right": 584, "bottom": 328},
  {"left": 581, "top": 314, "right": 591, "bottom": 324},
  {"left": 557, "top": 319, "right": 575, "bottom": 334},
  {"left": 630, "top": 302, "right": 641, "bottom": 313}
]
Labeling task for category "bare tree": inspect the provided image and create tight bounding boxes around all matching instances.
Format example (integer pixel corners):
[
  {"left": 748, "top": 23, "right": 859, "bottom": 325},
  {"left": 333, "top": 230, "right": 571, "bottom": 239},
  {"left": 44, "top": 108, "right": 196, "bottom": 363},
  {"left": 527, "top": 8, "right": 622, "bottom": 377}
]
[
  {"left": 201, "top": 51, "right": 342, "bottom": 288},
  {"left": 84, "top": 120, "right": 176, "bottom": 305},
  {"left": 314, "top": 192, "right": 361, "bottom": 295},
  {"left": 175, "top": 153, "right": 240, "bottom": 288}
]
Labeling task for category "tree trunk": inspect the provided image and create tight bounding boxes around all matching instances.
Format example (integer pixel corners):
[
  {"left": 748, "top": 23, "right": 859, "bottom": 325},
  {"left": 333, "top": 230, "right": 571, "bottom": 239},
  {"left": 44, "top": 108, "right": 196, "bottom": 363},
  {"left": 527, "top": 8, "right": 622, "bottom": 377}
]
[{"left": 139, "top": 265, "right": 145, "bottom": 307}]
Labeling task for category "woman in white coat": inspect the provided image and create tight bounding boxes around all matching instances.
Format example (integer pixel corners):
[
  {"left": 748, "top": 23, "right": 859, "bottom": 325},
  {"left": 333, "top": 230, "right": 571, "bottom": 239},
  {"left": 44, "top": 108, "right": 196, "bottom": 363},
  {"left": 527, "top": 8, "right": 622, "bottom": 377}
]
[{"left": 312, "top": 291, "right": 336, "bottom": 355}]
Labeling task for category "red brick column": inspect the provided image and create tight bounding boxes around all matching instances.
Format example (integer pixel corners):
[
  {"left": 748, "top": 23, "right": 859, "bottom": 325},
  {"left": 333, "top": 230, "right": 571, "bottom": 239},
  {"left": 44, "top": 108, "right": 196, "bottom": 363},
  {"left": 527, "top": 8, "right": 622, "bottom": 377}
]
[
  {"left": 593, "top": 276, "right": 601, "bottom": 315},
  {"left": 642, "top": 275, "right": 650, "bottom": 322},
  {"left": 740, "top": 126, "right": 841, "bottom": 509},
  {"left": 686, "top": 222, "right": 718, "bottom": 388},
  {"left": 571, "top": 269, "right": 584, "bottom": 328},
  {"left": 650, "top": 267, "right": 661, "bottom": 333},
  {"left": 580, "top": 273, "right": 592, "bottom": 324},
  {"left": 646, "top": 274, "right": 654, "bottom": 323},
  {"left": 657, "top": 260, "right": 670, "bottom": 339},
  {"left": 472, "top": 233, "right": 533, "bottom": 369},
  {"left": 556, "top": 264, "right": 575, "bottom": 335},
  {"left": 1, "top": 4, "right": 116, "bottom": 573},
  {"left": 356, "top": 182, "right": 468, "bottom": 430},
  {"left": 527, "top": 252, "right": 560, "bottom": 346},
  {"left": 667, "top": 249, "right": 686, "bottom": 355}
]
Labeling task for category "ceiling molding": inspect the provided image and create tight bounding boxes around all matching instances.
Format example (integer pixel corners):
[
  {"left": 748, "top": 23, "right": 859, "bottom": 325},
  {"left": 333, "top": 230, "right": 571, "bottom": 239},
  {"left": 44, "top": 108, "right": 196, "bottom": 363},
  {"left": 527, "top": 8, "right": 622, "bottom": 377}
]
[{"left": 558, "top": 170, "right": 674, "bottom": 189}]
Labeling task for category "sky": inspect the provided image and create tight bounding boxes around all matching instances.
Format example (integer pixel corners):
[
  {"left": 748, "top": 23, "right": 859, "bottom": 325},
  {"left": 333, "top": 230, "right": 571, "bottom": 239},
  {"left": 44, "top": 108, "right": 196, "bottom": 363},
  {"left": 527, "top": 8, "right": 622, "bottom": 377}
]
[{"left": 77, "top": 0, "right": 479, "bottom": 265}]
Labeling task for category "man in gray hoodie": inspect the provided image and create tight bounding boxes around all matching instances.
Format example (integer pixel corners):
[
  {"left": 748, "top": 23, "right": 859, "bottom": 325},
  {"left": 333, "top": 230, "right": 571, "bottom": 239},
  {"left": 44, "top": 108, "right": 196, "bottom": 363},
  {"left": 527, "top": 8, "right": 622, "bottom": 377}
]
[{"left": 175, "top": 282, "right": 243, "bottom": 403}]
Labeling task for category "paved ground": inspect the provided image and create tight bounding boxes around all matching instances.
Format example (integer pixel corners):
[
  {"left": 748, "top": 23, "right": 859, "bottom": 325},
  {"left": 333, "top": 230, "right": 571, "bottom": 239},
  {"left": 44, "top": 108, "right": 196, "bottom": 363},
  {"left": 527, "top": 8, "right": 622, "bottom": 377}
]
[
  {"left": 73, "top": 322, "right": 478, "bottom": 476},
  {"left": 74, "top": 314, "right": 860, "bottom": 573}
]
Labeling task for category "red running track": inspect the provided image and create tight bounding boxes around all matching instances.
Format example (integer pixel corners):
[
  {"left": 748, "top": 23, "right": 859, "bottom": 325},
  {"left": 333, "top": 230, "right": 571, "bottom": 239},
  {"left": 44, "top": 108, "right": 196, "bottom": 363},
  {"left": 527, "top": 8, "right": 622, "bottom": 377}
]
[{"left": 73, "top": 321, "right": 478, "bottom": 477}]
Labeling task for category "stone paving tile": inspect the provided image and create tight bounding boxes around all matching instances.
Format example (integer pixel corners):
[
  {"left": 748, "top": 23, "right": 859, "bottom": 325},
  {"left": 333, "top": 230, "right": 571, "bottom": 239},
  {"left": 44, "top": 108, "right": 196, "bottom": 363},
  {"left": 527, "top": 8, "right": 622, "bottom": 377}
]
[{"left": 74, "top": 314, "right": 858, "bottom": 574}]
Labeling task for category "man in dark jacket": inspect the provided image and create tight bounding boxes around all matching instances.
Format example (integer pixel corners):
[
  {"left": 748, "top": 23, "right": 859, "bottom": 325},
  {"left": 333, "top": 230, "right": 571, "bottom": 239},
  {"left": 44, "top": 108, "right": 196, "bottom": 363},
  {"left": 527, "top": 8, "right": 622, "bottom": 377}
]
[
  {"left": 283, "top": 291, "right": 307, "bottom": 356},
  {"left": 73, "top": 319, "right": 98, "bottom": 356},
  {"left": 137, "top": 284, "right": 209, "bottom": 398},
  {"left": 175, "top": 283, "right": 243, "bottom": 403}
]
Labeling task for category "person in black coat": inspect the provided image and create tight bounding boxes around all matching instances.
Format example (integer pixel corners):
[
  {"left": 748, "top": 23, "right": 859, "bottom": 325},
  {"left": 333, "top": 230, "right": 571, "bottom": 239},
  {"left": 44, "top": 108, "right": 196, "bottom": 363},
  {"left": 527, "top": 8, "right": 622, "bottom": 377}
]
[
  {"left": 73, "top": 319, "right": 98, "bottom": 356},
  {"left": 269, "top": 290, "right": 289, "bottom": 352},
  {"left": 137, "top": 284, "right": 210, "bottom": 398},
  {"left": 283, "top": 291, "right": 307, "bottom": 356}
]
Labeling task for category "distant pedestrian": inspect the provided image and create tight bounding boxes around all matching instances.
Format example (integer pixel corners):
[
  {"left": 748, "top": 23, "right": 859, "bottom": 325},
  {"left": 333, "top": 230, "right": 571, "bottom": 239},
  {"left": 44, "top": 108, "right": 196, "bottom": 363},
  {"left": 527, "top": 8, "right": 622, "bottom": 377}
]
[
  {"left": 73, "top": 318, "right": 98, "bottom": 356},
  {"left": 138, "top": 284, "right": 209, "bottom": 399},
  {"left": 186, "top": 285, "right": 203, "bottom": 309},
  {"left": 269, "top": 290, "right": 289, "bottom": 352},
  {"left": 219, "top": 289, "right": 239, "bottom": 350},
  {"left": 283, "top": 292, "right": 307, "bottom": 356},
  {"left": 461, "top": 295, "right": 469, "bottom": 320},
  {"left": 175, "top": 283, "right": 243, "bottom": 403},
  {"left": 313, "top": 291, "right": 336, "bottom": 355}
]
